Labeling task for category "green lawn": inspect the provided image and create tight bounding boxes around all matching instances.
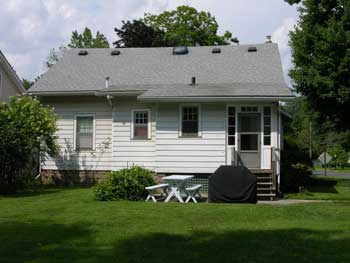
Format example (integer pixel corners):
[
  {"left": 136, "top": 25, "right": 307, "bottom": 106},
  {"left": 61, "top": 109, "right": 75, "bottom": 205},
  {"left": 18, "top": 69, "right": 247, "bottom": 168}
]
[
  {"left": 285, "top": 176, "right": 350, "bottom": 200},
  {"left": 1, "top": 188, "right": 350, "bottom": 263}
]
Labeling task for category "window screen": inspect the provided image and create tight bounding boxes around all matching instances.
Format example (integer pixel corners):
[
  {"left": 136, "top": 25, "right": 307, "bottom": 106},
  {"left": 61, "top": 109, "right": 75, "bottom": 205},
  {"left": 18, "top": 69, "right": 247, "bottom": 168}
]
[
  {"left": 133, "top": 111, "right": 149, "bottom": 139},
  {"left": 240, "top": 134, "right": 258, "bottom": 151},
  {"left": 182, "top": 106, "right": 199, "bottom": 137},
  {"left": 239, "top": 115, "right": 261, "bottom": 132},
  {"left": 76, "top": 116, "right": 94, "bottom": 150}
]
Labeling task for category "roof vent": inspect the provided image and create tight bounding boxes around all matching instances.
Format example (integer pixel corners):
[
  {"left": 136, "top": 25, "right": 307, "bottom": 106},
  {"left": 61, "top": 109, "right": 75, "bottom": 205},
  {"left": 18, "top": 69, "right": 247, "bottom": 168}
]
[
  {"left": 111, "top": 50, "right": 121, "bottom": 56},
  {"left": 212, "top": 47, "right": 221, "bottom": 54},
  {"left": 173, "top": 46, "right": 189, "bottom": 55},
  {"left": 248, "top": 47, "right": 257, "bottom": 52},
  {"left": 78, "top": 50, "right": 88, "bottom": 56}
]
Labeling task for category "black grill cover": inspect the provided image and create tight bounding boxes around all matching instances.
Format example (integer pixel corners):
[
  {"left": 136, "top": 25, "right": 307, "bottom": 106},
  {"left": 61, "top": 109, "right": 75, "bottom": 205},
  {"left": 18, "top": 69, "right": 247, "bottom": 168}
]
[{"left": 208, "top": 165, "right": 257, "bottom": 203}]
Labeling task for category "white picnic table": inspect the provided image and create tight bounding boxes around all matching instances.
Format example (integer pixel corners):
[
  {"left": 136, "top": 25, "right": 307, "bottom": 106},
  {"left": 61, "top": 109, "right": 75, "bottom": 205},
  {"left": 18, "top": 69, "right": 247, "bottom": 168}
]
[{"left": 163, "top": 175, "right": 194, "bottom": 203}]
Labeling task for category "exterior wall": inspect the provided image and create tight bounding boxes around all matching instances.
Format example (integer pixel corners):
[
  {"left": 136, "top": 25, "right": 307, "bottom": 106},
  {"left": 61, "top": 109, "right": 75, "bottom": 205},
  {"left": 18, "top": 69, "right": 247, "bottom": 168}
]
[
  {"left": 0, "top": 63, "right": 21, "bottom": 102},
  {"left": 112, "top": 99, "right": 157, "bottom": 170},
  {"left": 155, "top": 102, "right": 226, "bottom": 174},
  {"left": 42, "top": 97, "right": 279, "bottom": 177},
  {"left": 41, "top": 97, "right": 113, "bottom": 171}
]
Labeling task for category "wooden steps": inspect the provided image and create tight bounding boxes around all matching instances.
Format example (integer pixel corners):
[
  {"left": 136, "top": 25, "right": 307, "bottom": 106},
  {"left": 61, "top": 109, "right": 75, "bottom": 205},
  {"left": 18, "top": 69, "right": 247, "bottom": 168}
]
[{"left": 252, "top": 170, "right": 276, "bottom": 201}]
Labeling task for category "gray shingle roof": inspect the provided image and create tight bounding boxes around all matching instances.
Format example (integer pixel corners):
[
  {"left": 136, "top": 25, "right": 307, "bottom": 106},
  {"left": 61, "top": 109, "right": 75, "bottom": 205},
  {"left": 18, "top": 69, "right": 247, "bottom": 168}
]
[{"left": 30, "top": 43, "right": 292, "bottom": 98}]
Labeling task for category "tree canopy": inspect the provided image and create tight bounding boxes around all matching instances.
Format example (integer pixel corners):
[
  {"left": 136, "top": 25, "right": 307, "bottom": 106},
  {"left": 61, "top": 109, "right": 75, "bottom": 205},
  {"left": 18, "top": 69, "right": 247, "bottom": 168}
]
[
  {"left": 45, "top": 45, "right": 67, "bottom": 69},
  {"left": 114, "top": 6, "right": 238, "bottom": 47},
  {"left": 68, "top": 27, "right": 110, "bottom": 48},
  {"left": 114, "top": 20, "right": 168, "bottom": 48},
  {"left": 287, "top": 0, "right": 350, "bottom": 130},
  {"left": 143, "top": 6, "right": 238, "bottom": 46}
]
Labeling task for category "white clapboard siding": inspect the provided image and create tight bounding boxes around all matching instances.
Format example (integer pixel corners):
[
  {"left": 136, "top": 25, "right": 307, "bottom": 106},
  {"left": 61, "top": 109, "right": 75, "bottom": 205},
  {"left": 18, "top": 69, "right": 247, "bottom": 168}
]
[
  {"left": 112, "top": 100, "right": 156, "bottom": 171},
  {"left": 42, "top": 98, "right": 113, "bottom": 171},
  {"left": 155, "top": 103, "right": 226, "bottom": 174}
]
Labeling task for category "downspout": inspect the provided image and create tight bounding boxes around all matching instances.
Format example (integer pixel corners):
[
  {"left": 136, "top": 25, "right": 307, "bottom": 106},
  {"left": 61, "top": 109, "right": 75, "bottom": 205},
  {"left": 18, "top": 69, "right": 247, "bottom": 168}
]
[
  {"left": 105, "top": 77, "right": 114, "bottom": 107},
  {"left": 106, "top": 95, "right": 113, "bottom": 107}
]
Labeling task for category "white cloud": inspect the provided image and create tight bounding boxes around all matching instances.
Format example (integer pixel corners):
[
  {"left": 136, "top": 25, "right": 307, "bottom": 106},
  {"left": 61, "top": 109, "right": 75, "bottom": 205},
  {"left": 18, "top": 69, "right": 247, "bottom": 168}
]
[
  {"left": 0, "top": 0, "right": 299, "bottom": 81},
  {"left": 272, "top": 17, "right": 297, "bottom": 86}
]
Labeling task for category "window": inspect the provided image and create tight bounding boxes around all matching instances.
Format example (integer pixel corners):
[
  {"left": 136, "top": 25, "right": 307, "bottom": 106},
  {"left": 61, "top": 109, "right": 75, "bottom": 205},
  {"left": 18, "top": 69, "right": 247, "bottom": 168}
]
[
  {"left": 241, "top": 106, "right": 258, "bottom": 113},
  {"left": 132, "top": 110, "right": 151, "bottom": 139},
  {"left": 241, "top": 134, "right": 259, "bottom": 150},
  {"left": 75, "top": 116, "right": 94, "bottom": 150},
  {"left": 227, "top": 107, "right": 236, "bottom": 145},
  {"left": 263, "top": 107, "right": 271, "bottom": 145},
  {"left": 180, "top": 105, "right": 200, "bottom": 137}
]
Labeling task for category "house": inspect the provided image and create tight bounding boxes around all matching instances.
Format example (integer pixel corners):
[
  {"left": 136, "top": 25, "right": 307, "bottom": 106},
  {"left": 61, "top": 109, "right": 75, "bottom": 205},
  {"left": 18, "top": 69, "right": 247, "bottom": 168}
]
[
  {"left": 29, "top": 43, "right": 293, "bottom": 197},
  {"left": 0, "top": 50, "right": 25, "bottom": 102}
]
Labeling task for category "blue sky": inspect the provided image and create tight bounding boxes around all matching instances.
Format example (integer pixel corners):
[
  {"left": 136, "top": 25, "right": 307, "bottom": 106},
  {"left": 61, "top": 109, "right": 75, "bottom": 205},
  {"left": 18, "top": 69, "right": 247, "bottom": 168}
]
[{"left": 0, "top": 0, "right": 299, "bottom": 84}]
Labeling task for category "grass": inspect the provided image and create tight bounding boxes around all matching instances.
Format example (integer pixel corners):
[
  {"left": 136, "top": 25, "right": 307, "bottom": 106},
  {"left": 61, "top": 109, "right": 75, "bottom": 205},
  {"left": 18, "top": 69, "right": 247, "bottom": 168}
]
[
  {"left": 285, "top": 176, "right": 350, "bottom": 200},
  {"left": 1, "top": 188, "right": 350, "bottom": 262}
]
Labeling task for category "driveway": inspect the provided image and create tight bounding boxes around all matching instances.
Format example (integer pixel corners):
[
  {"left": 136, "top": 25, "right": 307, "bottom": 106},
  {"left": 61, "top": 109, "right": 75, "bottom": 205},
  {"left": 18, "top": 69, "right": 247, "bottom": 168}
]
[{"left": 313, "top": 169, "right": 350, "bottom": 178}]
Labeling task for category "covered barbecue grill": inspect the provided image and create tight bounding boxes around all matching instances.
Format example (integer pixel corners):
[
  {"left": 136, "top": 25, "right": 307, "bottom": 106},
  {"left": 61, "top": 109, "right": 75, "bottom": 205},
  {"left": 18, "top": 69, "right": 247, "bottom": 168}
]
[{"left": 208, "top": 165, "right": 257, "bottom": 203}]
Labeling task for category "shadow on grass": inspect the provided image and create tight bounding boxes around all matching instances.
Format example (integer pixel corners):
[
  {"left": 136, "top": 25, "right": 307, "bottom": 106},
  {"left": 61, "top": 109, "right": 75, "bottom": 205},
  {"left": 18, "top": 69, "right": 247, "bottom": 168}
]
[
  {"left": 306, "top": 177, "right": 338, "bottom": 193},
  {"left": 0, "top": 186, "right": 90, "bottom": 198},
  {"left": 0, "top": 221, "right": 349, "bottom": 263}
]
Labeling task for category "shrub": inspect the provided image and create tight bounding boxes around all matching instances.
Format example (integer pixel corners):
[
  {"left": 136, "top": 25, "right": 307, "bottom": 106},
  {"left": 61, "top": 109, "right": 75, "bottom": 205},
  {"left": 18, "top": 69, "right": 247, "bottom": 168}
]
[
  {"left": 0, "top": 96, "right": 58, "bottom": 194},
  {"left": 281, "top": 140, "right": 313, "bottom": 193},
  {"left": 94, "top": 166, "right": 156, "bottom": 201}
]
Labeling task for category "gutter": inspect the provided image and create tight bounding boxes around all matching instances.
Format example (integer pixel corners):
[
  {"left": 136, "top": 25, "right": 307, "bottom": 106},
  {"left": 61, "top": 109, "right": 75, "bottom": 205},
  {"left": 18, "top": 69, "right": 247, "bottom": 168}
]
[
  {"left": 137, "top": 96, "right": 295, "bottom": 102},
  {"left": 27, "top": 90, "right": 97, "bottom": 96}
]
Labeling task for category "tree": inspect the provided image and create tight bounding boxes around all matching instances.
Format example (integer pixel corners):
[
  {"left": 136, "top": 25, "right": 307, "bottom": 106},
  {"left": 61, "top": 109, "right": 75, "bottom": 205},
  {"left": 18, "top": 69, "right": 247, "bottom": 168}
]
[
  {"left": 143, "top": 6, "right": 238, "bottom": 46},
  {"left": 283, "top": 97, "right": 350, "bottom": 162},
  {"left": 114, "top": 6, "right": 238, "bottom": 48},
  {"left": 45, "top": 45, "right": 67, "bottom": 69},
  {"left": 286, "top": 0, "right": 350, "bottom": 130},
  {"left": 68, "top": 27, "right": 110, "bottom": 48},
  {"left": 114, "top": 20, "right": 168, "bottom": 47},
  {"left": 22, "top": 79, "right": 33, "bottom": 90},
  {"left": 0, "top": 96, "right": 58, "bottom": 193}
]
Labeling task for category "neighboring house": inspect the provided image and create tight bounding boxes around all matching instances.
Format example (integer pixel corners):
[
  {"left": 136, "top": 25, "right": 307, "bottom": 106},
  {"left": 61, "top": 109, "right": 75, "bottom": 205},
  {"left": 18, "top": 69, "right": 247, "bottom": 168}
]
[
  {"left": 0, "top": 50, "right": 25, "bottom": 102},
  {"left": 29, "top": 43, "right": 293, "bottom": 196}
]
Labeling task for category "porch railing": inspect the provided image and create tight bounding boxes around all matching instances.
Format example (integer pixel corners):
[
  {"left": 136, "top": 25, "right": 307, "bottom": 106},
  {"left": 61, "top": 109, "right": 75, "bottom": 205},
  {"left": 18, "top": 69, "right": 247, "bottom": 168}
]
[
  {"left": 231, "top": 148, "right": 244, "bottom": 166},
  {"left": 271, "top": 147, "right": 280, "bottom": 193}
]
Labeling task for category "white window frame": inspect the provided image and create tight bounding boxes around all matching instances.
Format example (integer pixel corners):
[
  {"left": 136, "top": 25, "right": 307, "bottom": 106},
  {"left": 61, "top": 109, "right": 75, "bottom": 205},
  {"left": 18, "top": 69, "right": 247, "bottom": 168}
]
[
  {"left": 179, "top": 104, "right": 202, "bottom": 138},
  {"left": 131, "top": 109, "right": 152, "bottom": 140},
  {"left": 73, "top": 114, "right": 96, "bottom": 151}
]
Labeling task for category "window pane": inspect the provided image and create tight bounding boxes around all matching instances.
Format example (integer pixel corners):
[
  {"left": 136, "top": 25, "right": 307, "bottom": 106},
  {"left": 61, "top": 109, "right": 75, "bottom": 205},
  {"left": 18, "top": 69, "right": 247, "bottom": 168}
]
[
  {"left": 228, "top": 117, "right": 235, "bottom": 126},
  {"left": 228, "top": 107, "right": 235, "bottom": 115},
  {"left": 134, "top": 125, "right": 148, "bottom": 138},
  {"left": 228, "top": 126, "right": 235, "bottom": 136},
  {"left": 264, "top": 116, "right": 271, "bottom": 126},
  {"left": 264, "top": 126, "right": 271, "bottom": 134},
  {"left": 133, "top": 111, "right": 149, "bottom": 139},
  {"left": 264, "top": 107, "right": 271, "bottom": 116},
  {"left": 182, "top": 121, "right": 198, "bottom": 136},
  {"left": 240, "top": 134, "right": 258, "bottom": 151},
  {"left": 228, "top": 136, "right": 235, "bottom": 145},
  {"left": 239, "top": 115, "right": 261, "bottom": 132},
  {"left": 264, "top": 136, "right": 271, "bottom": 145},
  {"left": 182, "top": 107, "right": 199, "bottom": 136},
  {"left": 76, "top": 117, "right": 93, "bottom": 150}
]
